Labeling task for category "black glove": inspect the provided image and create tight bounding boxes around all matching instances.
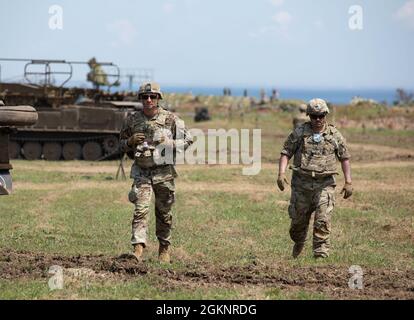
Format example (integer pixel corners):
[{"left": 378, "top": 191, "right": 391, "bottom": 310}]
[
  {"left": 277, "top": 173, "right": 289, "bottom": 191},
  {"left": 340, "top": 182, "right": 353, "bottom": 199}
]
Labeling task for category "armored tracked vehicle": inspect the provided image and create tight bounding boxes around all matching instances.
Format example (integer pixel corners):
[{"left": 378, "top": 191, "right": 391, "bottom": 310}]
[
  {"left": 0, "top": 102, "right": 38, "bottom": 195},
  {"left": 0, "top": 58, "right": 143, "bottom": 160}
]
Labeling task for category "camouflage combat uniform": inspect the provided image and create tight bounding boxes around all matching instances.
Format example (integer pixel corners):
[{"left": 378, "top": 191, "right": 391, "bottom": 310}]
[
  {"left": 292, "top": 104, "right": 308, "bottom": 129},
  {"left": 120, "top": 107, "right": 192, "bottom": 247},
  {"left": 87, "top": 57, "right": 109, "bottom": 88},
  {"left": 292, "top": 112, "right": 308, "bottom": 129},
  {"left": 281, "top": 122, "right": 351, "bottom": 257}
]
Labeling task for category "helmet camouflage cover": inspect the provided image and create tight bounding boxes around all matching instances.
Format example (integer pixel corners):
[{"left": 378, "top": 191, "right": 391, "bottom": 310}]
[
  {"left": 306, "top": 98, "right": 330, "bottom": 115},
  {"left": 138, "top": 82, "right": 163, "bottom": 100},
  {"left": 299, "top": 103, "right": 307, "bottom": 112}
]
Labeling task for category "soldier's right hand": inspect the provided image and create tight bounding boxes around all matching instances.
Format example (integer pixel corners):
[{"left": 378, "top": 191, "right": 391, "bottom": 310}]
[
  {"left": 127, "top": 133, "right": 145, "bottom": 147},
  {"left": 277, "top": 173, "right": 289, "bottom": 191}
]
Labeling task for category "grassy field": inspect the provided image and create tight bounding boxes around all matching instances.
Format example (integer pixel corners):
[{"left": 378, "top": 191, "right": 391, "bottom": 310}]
[{"left": 0, "top": 105, "right": 413, "bottom": 300}]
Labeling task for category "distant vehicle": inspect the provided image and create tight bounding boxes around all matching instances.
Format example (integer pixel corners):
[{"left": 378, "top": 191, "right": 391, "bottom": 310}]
[
  {"left": 0, "top": 58, "right": 142, "bottom": 161},
  {"left": 194, "top": 106, "right": 211, "bottom": 122}
]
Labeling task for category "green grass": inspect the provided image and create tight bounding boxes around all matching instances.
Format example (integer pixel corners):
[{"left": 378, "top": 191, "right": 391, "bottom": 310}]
[
  {"left": 12, "top": 169, "right": 116, "bottom": 183},
  {"left": 1, "top": 104, "right": 414, "bottom": 299}
]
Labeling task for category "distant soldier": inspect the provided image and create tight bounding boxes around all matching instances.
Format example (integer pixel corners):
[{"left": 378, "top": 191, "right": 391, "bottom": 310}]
[
  {"left": 277, "top": 98, "right": 353, "bottom": 259},
  {"left": 87, "top": 57, "right": 109, "bottom": 89},
  {"left": 270, "top": 88, "right": 279, "bottom": 102},
  {"left": 259, "top": 88, "right": 266, "bottom": 104},
  {"left": 292, "top": 104, "right": 308, "bottom": 129},
  {"left": 119, "top": 82, "right": 193, "bottom": 263}
]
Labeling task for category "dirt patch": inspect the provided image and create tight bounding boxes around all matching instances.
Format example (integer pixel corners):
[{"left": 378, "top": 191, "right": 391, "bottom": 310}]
[
  {"left": 0, "top": 249, "right": 412, "bottom": 299},
  {"left": 14, "top": 176, "right": 414, "bottom": 196},
  {"left": 13, "top": 163, "right": 123, "bottom": 175},
  {"left": 14, "top": 181, "right": 126, "bottom": 191},
  {"left": 0, "top": 249, "right": 148, "bottom": 280},
  {"left": 352, "top": 160, "right": 414, "bottom": 169},
  {"left": 337, "top": 117, "right": 414, "bottom": 131},
  {"left": 348, "top": 143, "right": 414, "bottom": 162},
  {"left": 179, "top": 182, "right": 271, "bottom": 194}
]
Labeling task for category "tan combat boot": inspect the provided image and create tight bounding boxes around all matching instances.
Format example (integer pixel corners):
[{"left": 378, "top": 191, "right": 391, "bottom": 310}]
[
  {"left": 314, "top": 252, "right": 329, "bottom": 259},
  {"left": 292, "top": 242, "right": 304, "bottom": 258},
  {"left": 133, "top": 243, "right": 144, "bottom": 260},
  {"left": 158, "top": 244, "right": 170, "bottom": 263}
]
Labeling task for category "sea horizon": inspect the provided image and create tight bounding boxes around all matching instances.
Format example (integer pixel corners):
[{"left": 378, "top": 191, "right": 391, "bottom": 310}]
[
  {"left": 161, "top": 86, "right": 401, "bottom": 105},
  {"left": 4, "top": 78, "right": 405, "bottom": 105}
]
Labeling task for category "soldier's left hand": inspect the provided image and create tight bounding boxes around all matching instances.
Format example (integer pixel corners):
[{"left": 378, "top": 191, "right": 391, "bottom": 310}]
[
  {"left": 277, "top": 173, "right": 289, "bottom": 191},
  {"left": 340, "top": 182, "right": 353, "bottom": 199}
]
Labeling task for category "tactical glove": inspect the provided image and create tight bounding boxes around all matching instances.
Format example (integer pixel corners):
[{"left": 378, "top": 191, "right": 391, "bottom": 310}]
[
  {"left": 277, "top": 173, "right": 289, "bottom": 191},
  {"left": 127, "top": 133, "right": 145, "bottom": 147},
  {"left": 340, "top": 182, "right": 353, "bottom": 199}
]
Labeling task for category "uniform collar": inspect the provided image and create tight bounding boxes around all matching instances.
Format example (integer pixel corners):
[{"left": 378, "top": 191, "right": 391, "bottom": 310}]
[
  {"left": 143, "top": 107, "right": 161, "bottom": 120},
  {"left": 304, "top": 122, "right": 329, "bottom": 136}
]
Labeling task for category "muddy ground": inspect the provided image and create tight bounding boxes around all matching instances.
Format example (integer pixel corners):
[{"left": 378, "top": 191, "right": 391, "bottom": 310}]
[{"left": 1, "top": 249, "right": 413, "bottom": 300}]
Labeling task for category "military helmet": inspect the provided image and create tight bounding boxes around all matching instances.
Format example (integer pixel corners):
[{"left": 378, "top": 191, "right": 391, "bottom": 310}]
[
  {"left": 306, "top": 98, "right": 329, "bottom": 115},
  {"left": 299, "top": 103, "right": 307, "bottom": 112},
  {"left": 138, "top": 82, "right": 163, "bottom": 100},
  {"left": 87, "top": 57, "right": 97, "bottom": 67}
]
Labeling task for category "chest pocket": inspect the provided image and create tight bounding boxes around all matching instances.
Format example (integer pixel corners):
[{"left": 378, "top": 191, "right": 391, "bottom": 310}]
[
  {"left": 132, "top": 112, "right": 171, "bottom": 168},
  {"left": 132, "top": 113, "right": 150, "bottom": 137},
  {"left": 300, "top": 135, "right": 337, "bottom": 173},
  {"left": 132, "top": 114, "right": 165, "bottom": 141},
  {"left": 322, "top": 136, "right": 337, "bottom": 155}
]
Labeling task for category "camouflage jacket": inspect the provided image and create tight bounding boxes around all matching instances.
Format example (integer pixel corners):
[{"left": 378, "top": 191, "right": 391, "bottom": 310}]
[
  {"left": 120, "top": 107, "right": 193, "bottom": 183},
  {"left": 281, "top": 122, "right": 350, "bottom": 177},
  {"left": 292, "top": 113, "right": 308, "bottom": 129}
]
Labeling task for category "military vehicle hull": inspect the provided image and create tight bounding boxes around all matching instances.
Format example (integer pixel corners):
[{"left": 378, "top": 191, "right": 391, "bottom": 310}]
[
  {"left": 8, "top": 103, "right": 140, "bottom": 161},
  {"left": 0, "top": 58, "right": 144, "bottom": 161},
  {"left": 1, "top": 83, "right": 141, "bottom": 161},
  {"left": 0, "top": 105, "right": 38, "bottom": 195}
]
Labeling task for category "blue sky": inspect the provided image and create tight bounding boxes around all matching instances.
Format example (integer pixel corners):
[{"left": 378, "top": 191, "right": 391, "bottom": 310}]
[{"left": 0, "top": 0, "right": 413, "bottom": 89}]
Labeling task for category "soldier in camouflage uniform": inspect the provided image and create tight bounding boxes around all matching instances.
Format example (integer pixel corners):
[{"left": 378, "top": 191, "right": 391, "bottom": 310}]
[
  {"left": 120, "top": 82, "right": 193, "bottom": 263},
  {"left": 292, "top": 104, "right": 308, "bottom": 129},
  {"left": 87, "top": 57, "right": 109, "bottom": 89},
  {"left": 277, "top": 98, "right": 353, "bottom": 258}
]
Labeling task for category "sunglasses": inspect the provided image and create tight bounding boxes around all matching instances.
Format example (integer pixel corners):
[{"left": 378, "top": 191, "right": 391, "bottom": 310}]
[
  {"left": 141, "top": 94, "right": 159, "bottom": 100},
  {"left": 310, "top": 114, "right": 326, "bottom": 120}
]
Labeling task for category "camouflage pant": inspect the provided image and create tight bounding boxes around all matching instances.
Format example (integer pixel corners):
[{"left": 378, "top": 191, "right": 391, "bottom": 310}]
[
  {"left": 288, "top": 175, "right": 336, "bottom": 257},
  {"left": 129, "top": 179, "right": 175, "bottom": 247}
]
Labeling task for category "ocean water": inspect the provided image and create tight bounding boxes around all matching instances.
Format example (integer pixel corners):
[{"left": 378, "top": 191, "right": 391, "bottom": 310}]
[
  {"left": 72, "top": 80, "right": 400, "bottom": 105},
  {"left": 162, "top": 86, "right": 398, "bottom": 105}
]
